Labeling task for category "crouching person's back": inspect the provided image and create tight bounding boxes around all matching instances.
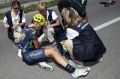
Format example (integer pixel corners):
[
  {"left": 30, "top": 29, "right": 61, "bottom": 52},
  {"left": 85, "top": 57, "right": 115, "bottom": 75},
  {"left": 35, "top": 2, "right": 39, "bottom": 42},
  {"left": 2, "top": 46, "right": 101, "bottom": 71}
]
[{"left": 61, "top": 7, "right": 106, "bottom": 62}]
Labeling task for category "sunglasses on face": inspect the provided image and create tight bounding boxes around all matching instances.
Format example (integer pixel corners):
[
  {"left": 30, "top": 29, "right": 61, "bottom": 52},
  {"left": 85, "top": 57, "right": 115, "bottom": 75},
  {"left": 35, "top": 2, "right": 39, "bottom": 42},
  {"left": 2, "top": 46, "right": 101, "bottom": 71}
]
[{"left": 13, "top": 7, "right": 19, "bottom": 10}]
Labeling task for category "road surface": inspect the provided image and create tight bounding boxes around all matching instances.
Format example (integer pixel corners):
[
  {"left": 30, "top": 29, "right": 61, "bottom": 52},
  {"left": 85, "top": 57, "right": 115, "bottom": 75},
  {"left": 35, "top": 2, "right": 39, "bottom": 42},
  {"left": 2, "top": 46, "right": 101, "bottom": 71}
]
[{"left": 0, "top": 0, "right": 120, "bottom": 79}]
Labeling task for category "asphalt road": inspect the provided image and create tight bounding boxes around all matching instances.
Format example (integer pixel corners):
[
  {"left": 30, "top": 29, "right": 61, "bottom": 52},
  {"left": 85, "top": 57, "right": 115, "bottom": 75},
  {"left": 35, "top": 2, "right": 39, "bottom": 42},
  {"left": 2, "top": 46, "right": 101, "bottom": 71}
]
[{"left": 0, "top": 0, "right": 120, "bottom": 79}]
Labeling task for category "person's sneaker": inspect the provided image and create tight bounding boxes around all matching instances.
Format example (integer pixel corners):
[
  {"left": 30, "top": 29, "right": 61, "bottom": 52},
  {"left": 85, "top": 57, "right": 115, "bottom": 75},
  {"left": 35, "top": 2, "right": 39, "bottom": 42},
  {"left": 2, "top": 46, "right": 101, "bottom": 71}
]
[
  {"left": 18, "top": 49, "right": 22, "bottom": 58},
  {"left": 78, "top": 66, "right": 91, "bottom": 72},
  {"left": 71, "top": 68, "right": 89, "bottom": 79},
  {"left": 69, "top": 60, "right": 91, "bottom": 72},
  {"left": 38, "top": 62, "right": 54, "bottom": 71}
]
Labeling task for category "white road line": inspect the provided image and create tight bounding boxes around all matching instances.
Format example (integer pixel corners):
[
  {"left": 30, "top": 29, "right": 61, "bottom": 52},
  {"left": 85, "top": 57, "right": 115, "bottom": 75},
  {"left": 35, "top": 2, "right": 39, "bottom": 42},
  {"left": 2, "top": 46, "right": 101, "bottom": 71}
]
[{"left": 94, "top": 17, "right": 120, "bottom": 31}]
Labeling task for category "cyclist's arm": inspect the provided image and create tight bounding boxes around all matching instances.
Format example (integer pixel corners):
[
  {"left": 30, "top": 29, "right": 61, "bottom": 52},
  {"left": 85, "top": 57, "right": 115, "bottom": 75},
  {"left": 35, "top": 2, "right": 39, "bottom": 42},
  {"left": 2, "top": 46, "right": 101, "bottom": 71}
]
[{"left": 33, "top": 39, "right": 41, "bottom": 49}]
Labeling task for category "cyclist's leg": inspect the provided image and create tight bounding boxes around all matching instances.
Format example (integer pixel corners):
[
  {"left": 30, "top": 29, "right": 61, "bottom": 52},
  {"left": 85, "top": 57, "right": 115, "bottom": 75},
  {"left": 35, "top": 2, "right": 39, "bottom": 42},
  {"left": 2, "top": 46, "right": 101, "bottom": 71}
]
[
  {"left": 44, "top": 46, "right": 68, "bottom": 67},
  {"left": 44, "top": 46, "right": 89, "bottom": 78}
]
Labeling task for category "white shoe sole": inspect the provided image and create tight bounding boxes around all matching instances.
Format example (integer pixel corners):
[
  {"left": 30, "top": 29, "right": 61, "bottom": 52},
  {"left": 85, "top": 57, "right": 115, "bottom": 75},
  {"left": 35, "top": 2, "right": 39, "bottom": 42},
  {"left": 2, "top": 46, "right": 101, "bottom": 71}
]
[
  {"left": 38, "top": 63, "right": 54, "bottom": 71},
  {"left": 72, "top": 71, "right": 88, "bottom": 79}
]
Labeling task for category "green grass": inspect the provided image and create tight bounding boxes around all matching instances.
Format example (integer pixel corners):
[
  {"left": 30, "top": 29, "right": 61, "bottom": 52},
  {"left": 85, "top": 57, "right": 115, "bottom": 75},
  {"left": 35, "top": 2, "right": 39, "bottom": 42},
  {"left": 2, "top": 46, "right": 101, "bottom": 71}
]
[
  {"left": 22, "top": 4, "right": 38, "bottom": 13},
  {"left": 0, "top": 0, "right": 59, "bottom": 20},
  {"left": 46, "top": 0, "right": 58, "bottom": 8}
]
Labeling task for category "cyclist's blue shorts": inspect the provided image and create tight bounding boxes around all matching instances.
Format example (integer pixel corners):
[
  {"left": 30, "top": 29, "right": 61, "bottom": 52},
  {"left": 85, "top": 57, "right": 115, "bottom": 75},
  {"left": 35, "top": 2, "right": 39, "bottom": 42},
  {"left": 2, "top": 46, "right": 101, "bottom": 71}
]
[{"left": 22, "top": 48, "right": 47, "bottom": 65}]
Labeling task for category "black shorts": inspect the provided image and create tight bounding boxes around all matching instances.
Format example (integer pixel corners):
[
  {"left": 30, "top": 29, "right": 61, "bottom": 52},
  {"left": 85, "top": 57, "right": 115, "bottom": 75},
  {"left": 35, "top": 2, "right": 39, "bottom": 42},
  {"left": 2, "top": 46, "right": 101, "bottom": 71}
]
[{"left": 22, "top": 48, "right": 47, "bottom": 65}]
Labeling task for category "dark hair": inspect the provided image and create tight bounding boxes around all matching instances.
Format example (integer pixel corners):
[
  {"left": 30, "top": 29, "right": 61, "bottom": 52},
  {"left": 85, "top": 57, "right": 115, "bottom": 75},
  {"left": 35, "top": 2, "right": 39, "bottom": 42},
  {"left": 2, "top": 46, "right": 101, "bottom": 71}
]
[
  {"left": 11, "top": 0, "right": 20, "bottom": 8},
  {"left": 57, "top": 0, "right": 71, "bottom": 13}
]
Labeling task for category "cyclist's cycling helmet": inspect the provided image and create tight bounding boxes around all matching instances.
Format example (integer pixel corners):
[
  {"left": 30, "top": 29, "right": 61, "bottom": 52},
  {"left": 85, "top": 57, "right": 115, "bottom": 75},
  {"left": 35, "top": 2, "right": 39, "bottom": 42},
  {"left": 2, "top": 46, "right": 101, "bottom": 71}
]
[{"left": 33, "top": 14, "right": 46, "bottom": 26}]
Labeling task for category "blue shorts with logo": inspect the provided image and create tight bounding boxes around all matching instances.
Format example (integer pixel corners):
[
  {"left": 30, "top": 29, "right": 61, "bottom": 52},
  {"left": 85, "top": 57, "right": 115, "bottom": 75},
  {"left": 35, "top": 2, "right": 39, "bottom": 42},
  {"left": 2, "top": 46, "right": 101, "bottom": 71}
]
[{"left": 22, "top": 48, "right": 47, "bottom": 65}]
